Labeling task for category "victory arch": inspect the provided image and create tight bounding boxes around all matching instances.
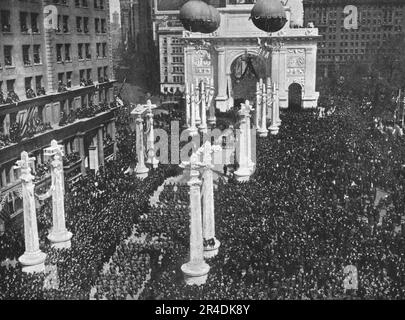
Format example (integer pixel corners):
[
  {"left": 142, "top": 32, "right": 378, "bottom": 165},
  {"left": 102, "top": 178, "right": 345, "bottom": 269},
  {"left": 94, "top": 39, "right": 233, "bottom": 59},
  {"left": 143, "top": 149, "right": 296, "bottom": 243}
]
[{"left": 183, "top": 5, "right": 320, "bottom": 112}]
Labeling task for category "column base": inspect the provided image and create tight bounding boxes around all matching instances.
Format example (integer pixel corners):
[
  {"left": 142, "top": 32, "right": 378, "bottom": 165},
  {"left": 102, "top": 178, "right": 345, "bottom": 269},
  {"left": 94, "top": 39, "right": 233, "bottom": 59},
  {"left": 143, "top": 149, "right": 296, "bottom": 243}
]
[
  {"left": 188, "top": 126, "right": 199, "bottom": 137},
  {"left": 234, "top": 167, "right": 252, "bottom": 182},
  {"left": 48, "top": 230, "right": 73, "bottom": 249},
  {"left": 208, "top": 117, "right": 216, "bottom": 126},
  {"left": 181, "top": 261, "right": 210, "bottom": 286},
  {"left": 19, "top": 250, "right": 47, "bottom": 274},
  {"left": 204, "top": 238, "right": 220, "bottom": 259},
  {"left": 147, "top": 157, "right": 160, "bottom": 169},
  {"left": 135, "top": 164, "right": 149, "bottom": 180},
  {"left": 257, "top": 128, "right": 268, "bottom": 137},
  {"left": 199, "top": 125, "right": 208, "bottom": 134},
  {"left": 269, "top": 125, "right": 280, "bottom": 135},
  {"left": 248, "top": 161, "right": 256, "bottom": 174},
  {"left": 215, "top": 98, "right": 229, "bottom": 112}
]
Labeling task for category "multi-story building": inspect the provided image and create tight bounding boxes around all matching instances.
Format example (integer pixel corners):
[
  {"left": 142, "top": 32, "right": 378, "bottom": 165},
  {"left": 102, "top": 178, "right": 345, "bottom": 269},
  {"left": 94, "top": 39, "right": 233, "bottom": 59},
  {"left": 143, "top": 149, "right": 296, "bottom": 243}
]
[
  {"left": 111, "top": 10, "right": 121, "bottom": 64},
  {"left": 303, "top": 0, "right": 405, "bottom": 77},
  {"left": 120, "top": 0, "right": 154, "bottom": 55},
  {"left": 153, "top": 0, "right": 204, "bottom": 93},
  {"left": 0, "top": 0, "right": 117, "bottom": 230},
  {"left": 120, "top": 0, "right": 157, "bottom": 90}
]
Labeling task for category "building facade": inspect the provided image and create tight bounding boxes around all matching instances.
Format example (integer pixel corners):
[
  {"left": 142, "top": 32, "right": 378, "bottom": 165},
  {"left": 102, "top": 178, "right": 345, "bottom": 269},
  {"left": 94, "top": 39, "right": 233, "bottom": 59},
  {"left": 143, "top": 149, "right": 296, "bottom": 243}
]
[
  {"left": 183, "top": 0, "right": 319, "bottom": 111},
  {"left": 303, "top": 0, "right": 405, "bottom": 78},
  {"left": 154, "top": 0, "right": 318, "bottom": 110},
  {"left": 0, "top": 0, "right": 117, "bottom": 229},
  {"left": 120, "top": 0, "right": 157, "bottom": 90},
  {"left": 111, "top": 10, "right": 121, "bottom": 55}
]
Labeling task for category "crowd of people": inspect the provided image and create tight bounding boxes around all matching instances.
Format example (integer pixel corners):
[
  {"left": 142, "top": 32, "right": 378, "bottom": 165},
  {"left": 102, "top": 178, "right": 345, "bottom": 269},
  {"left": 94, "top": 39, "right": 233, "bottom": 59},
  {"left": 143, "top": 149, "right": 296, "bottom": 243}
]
[
  {"left": 0, "top": 104, "right": 181, "bottom": 299},
  {"left": 137, "top": 94, "right": 405, "bottom": 300},
  {"left": 1, "top": 83, "right": 405, "bottom": 299}
]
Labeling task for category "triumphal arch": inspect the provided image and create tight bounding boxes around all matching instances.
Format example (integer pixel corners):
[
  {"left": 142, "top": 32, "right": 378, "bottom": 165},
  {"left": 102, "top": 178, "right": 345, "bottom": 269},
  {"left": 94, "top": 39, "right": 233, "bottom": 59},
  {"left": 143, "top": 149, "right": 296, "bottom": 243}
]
[{"left": 183, "top": 3, "right": 320, "bottom": 112}]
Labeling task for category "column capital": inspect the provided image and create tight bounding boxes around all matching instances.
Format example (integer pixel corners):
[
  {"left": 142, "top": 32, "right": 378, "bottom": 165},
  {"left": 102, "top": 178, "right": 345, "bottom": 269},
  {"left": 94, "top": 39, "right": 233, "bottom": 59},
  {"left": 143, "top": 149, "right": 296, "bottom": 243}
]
[{"left": 214, "top": 46, "right": 225, "bottom": 54}]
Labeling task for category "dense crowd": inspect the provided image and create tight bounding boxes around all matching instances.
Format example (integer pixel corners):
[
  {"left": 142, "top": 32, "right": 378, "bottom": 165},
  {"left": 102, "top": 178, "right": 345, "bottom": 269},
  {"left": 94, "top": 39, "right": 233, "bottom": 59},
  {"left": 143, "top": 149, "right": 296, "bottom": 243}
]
[
  {"left": 137, "top": 96, "right": 405, "bottom": 300},
  {"left": 0, "top": 103, "right": 181, "bottom": 299},
  {"left": 1, "top": 84, "right": 405, "bottom": 299}
]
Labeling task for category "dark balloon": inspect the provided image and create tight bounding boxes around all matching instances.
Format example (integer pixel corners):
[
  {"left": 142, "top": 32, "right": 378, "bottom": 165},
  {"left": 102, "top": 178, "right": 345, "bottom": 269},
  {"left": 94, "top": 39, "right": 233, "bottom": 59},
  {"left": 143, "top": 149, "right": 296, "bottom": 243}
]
[
  {"left": 250, "top": 0, "right": 287, "bottom": 33},
  {"left": 179, "top": 0, "right": 221, "bottom": 34}
]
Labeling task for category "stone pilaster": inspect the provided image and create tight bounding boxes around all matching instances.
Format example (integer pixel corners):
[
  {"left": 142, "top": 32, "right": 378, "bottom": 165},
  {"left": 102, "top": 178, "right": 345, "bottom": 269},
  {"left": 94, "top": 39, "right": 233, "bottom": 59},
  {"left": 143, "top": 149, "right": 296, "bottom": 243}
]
[
  {"left": 199, "top": 81, "right": 208, "bottom": 134},
  {"left": 269, "top": 83, "right": 280, "bottom": 135},
  {"left": 110, "top": 118, "right": 118, "bottom": 156},
  {"left": 215, "top": 47, "right": 228, "bottom": 112},
  {"left": 134, "top": 113, "right": 149, "bottom": 179},
  {"left": 97, "top": 125, "right": 105, "bottom": 168},
  {"left": 145, "top": 103, "right": 159, "bottom": 168},
  {"left": 45, "top": 140, "right": 73, "bottom": 249},
  {"left": 195, "top": 79, "right": 201, "bottom": 125},
  {"left": 77, "top": 132, "right": 86, "bottom": 176},
  {"left": 15, "top": 152, "right": 46, "bottom": 273},
  {"left": 235, "top": 101, "right": 254, "bottom": 182},
  {"left": 181, "top": 154, "right": 210, "bottom": 285}
]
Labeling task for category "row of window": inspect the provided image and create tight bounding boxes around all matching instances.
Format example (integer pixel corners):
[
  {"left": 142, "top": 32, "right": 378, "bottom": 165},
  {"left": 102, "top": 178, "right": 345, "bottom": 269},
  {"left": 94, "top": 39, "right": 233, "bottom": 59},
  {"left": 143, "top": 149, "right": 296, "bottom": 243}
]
[
  {"left": 310, "top": 7, "right": 403, "bottom": 18},
  {"left": 162, "top": 56, "right": 184, "bottom": 64},
  {"left": 57, "top": 42, "right": 108, "bottom": 62},
  {"left": 164, "top": 66, "right": 184, "bottom": 74},
  {"left": 321, "top": 41, "right": 384, "bottom": 48},
  {"left": 162, "top": 76, "right": 184, "bottom": 84},
  {"left": 0, "top": 77, "right": 41, "bottom": 94},
  {"left": 0, "top": 65, "right": 108, "bottom": 96},
  {"left": 162, "top": 37, "right": 184, "bottom": 45},
  {"left": 319, "top": 46, "right": 389, "bottom": 56},
  {"left": 315, "top": 17, "right": 404, "bottom": 27},
  {"left": 53, "top": 0, "right": 105, "bottom": 9},
  {"left": 0, "top": 45, "right": 41, "bottom": 68},
  {"left": 54, "top": 15, "right": 107, "bottom": 34},
  {"left": 0, "top": 41, "right": 108, "bottom": 68},
  {"left": 0, "top": 10, "right": 107, "bottom": 34},
  {"left": 319, "top": 55, "right": 370, "bottom": 62}
]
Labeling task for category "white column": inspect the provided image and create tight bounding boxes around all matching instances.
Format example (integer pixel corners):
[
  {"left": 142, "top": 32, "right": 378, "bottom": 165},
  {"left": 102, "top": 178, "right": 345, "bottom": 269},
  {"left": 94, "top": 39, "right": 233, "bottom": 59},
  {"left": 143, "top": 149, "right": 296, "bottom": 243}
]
[
  {"left": 15, "top": 152, "right": 46, "bottom": 273},
  {"left": 199, "top": 81, "right": 208, "bottom": 134},
  {"left": 226, "top": 72, "right": 234, "bottom": 109},
  {"left": 97, "top": 125, "right": 105, "bottom": 168},
  {"left": 185, "top": 82, "right": 191, "bottom": 128},
  {"left": 269, "top": 82, "right": 280, "bottom": 135},
  {"left": 255, "top": 80, "right": 262, "bottom": 131},
  {"left": 195, "top": 79, "right": 201, "bottom": 125},
  {"left": 246, "top": 106, "right": 254, "bottom": 172},
  {"left": 258, "top": 79, "right": 268, "bottom": 137},
  {"left": 199, "top": 141, "right": 221, "bottom": 259},
  {"left": 135, "top": 113, "right": 149, "bottom": 179},
  {"left": 207, "top": 78, "right": 216, "bottom": 126},
  {"left": 189, "top": 83, "right": 198, "bottom": 136},
  {"left": 181, "top": 154, "right": 210, "bottom": 286},
  {"left": 215, "top": 47, "right": 228, "bottom": 112},
  {"left": 275, "top": 83, "right": 281, "bottom": 126},
  {"left": 235, "top": 101, "right": 253, "bottom": 182},
  {"left": 145, "top": 101, "right": 159, "bottom": 168},
  {"left": 45, "top": 140, "right": 73, "bottom": 249}
]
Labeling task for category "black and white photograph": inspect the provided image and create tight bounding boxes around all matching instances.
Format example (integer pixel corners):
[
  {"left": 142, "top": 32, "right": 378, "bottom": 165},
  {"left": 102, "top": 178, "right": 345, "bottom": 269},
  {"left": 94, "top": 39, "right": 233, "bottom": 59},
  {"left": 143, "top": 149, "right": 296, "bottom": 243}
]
[{"left": 0, "top": 0, "right": 404, "bottom": 306}]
